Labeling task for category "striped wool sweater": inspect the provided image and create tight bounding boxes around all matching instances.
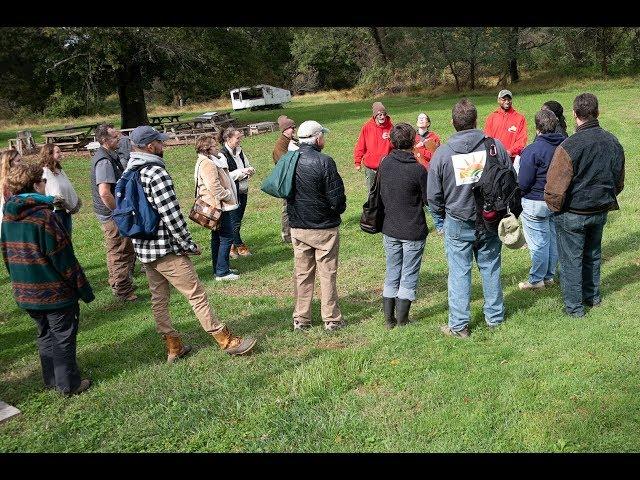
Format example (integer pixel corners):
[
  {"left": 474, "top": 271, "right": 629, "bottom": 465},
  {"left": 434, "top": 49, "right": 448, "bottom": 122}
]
[{"left": 1, "top": 194, "right": 94, "bottom": 310}]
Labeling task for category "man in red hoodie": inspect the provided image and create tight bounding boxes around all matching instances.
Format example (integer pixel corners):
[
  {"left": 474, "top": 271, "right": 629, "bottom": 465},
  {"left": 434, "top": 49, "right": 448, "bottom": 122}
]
[
  {"left": 484, "top": 89, "right": 528, "bottom": 163},
  {"left": 354, "top": 101, "right": 393, "bottom": 192}
]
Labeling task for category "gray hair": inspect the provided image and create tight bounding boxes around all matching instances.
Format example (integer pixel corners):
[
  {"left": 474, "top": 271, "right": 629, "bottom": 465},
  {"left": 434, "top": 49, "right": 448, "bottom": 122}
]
[
  {"left": 534, "top": 109, "right": 558, "bottom": 134},
  {"left": 298, "top": 132, "right": 323, "bottom": 145}
]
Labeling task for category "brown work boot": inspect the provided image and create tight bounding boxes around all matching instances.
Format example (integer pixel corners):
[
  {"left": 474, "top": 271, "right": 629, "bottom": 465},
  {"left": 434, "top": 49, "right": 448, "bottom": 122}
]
[
  {"left": 211, "top": 325, "right": 257, "bottom": 355},
  {"left": 229, "top": 245, "right": 239, "bottom": 259},
  {"left": 236, "top": 244, "right": 252, "bottom": 257},
  {"left": 164, "top": 334, "right": 193, "bottom": 364}
]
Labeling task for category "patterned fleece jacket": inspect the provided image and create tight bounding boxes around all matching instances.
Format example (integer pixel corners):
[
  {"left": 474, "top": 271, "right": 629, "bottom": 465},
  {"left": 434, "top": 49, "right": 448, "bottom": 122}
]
[{"left": 1, "top": 193, "right": 94, "bottom": 310}]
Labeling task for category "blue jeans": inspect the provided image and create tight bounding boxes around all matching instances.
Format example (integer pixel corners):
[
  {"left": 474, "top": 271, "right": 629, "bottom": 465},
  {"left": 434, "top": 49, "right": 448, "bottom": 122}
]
[
  {"left": 555, "top": 211, "right": 608, "bottom": 317},
  {"left": 382, "top": 234, "right": 426, "bottom": 301},
  {"left": 54, "top": 210, "right": 72, "bottom": 238},
  {"left": 520, "top": 198, "right": 558, "bottom": 284},
  {"left": 445, "top": 216, "right": 504, "bottom": 330},
  {"left": 232, "top": 192, "right": 248, "bottom": 247},
  {"left": 211, "top": 211, "right": 234, "bottom": 276}
]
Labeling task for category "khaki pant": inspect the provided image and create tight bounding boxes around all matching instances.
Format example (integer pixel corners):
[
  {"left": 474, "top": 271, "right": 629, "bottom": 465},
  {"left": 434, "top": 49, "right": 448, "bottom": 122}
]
[
  {"left": 281, "top": 199, "right": 291, "bottom": 243},
  {"left": 290, "top": 227, "right": 342, "bottom": 326},
  {"left": 145, "top": 253, "right": 223, "bottom": 337},
  {"left": 101, "top": 218, "right": 136, "bottom": 297}
]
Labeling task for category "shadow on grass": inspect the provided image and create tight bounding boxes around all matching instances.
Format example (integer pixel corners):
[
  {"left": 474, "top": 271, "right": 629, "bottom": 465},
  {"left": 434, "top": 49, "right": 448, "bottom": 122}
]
[{"left": 0, "top": 286, "right": 382, "bottom": 405}]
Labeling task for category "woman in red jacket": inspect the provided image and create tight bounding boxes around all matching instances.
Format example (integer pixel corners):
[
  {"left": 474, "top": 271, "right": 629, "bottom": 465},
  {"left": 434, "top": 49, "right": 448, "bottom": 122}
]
[
  {"left": 413, "top": 113, "right": 441, "bottom": 170},
  {"left": 413, "top": 113, "right": 444, "bottom": 234}
]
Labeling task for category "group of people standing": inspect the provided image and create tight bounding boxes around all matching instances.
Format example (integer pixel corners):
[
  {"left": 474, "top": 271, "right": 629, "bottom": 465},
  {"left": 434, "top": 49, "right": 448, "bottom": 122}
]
[
  {"left": 346, "top": 90, "right": 624, "bottom": 337},
  {"left": 0, "top": 88, "right": 625, "bottom": 398}
]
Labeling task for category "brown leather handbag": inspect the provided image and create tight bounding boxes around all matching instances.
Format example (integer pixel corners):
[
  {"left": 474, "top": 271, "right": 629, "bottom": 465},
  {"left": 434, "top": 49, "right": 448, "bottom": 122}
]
[{"left": 189, "top": 159, "right": 222, "bottom": 230}]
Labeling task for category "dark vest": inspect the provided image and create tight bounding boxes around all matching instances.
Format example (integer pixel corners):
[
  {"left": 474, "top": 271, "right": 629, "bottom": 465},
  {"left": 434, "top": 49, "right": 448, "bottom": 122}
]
[
  {"left": 91, "top": 146, "right": 125, "bottom": 219},
  {"left": 221, "top": 146, "right": 246, "bottom": 190}
]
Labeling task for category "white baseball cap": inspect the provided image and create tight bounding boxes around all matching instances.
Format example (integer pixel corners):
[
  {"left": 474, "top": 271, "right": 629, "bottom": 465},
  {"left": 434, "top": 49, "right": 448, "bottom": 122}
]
[{"left": 297, "top": 120, "right": 330, "bottom": 139}]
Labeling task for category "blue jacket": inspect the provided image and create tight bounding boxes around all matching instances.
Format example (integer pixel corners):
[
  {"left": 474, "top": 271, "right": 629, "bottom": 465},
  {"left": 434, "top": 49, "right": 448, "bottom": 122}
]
[{"left": 518, "top": 133, "right": 565, "bottom": 200}]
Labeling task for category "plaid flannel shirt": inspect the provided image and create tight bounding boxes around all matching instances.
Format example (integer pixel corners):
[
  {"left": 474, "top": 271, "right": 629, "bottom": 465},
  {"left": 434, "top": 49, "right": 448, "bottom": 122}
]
[{"left": 132, "top": 164, "right": 198, "bottom": 263}]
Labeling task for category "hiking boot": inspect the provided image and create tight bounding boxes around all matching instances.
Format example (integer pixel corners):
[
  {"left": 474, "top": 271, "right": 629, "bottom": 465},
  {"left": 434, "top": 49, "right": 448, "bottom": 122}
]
[
  {"left": 383, "top": 297, "right": 396, "bottom": 330},
  {"left": 543, "top": 278, "right": 555, "bottom": 286},
  {"left": 66, "top": 378, "right": 92, "bottom": 397},
  {"left": 216, "top": 273, "right": 240, "bottom": 281},
  {"left": 440, "top": 324, "right": 470, "bottom": 339},
  {"left": 236, "top": 244, "right": 252, "bottom": 257},
  {"left": 117, "top": 291, "right": 138, "bottom": 302},
  {"left": 164, "top": 334, "right": 192, "bottom": 364},
  {"left": 293, "top": 320, "right": 311, "bottom": 331},
  {"left": 395, "top": 299, "right": 412, "bottom": 326},
  {"left": 518, "top": 280, "right": 545, "bottom": 291},
  {"left": 211, "top": 325, "right": 257, "bottom": 355},
  {"left": 229, "top": 245, "right": 239, "bottom": 259},
  {"left": 324, "top": 320, "right": 346, "bottom": 332}
]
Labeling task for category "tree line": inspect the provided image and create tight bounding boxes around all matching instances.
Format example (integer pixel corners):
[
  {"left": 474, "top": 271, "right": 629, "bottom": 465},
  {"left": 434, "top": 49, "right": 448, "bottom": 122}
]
[{"left": 1, "top": 27, "right": 638, "bottom": 127}]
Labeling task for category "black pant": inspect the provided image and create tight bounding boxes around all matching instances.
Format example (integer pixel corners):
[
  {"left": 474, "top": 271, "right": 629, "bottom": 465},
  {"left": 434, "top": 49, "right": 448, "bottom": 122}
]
[
  {"left": 26, "top": 303, "right": 81, "bottom": 394},
  {"left": 232, "top": 192, "right": 248, "bottom": 247}
]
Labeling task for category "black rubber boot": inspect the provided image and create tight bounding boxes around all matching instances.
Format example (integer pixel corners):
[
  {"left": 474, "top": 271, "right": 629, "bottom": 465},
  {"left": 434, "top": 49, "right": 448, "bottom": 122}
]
[
  {"left": 396, "top": 299, "right": 412, "bottom": 326},
  {"left": 383, "top": 297, "right": 396, "bottom": 329}
]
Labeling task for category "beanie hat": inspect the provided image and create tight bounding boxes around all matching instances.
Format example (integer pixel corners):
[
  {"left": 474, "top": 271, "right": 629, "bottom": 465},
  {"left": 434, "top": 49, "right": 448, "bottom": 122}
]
[
  {"left": 277, "top": 115, "right": 295, "bottom": 132},
  {"left": 372, "top": 102, "right": 386, "bottom": 116}
]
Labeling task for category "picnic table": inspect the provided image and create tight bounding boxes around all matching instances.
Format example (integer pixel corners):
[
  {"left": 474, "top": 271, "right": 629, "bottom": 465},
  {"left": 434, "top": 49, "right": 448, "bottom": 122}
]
[{"left": 149, "top": 114, "right": 181, "bottom": 126}]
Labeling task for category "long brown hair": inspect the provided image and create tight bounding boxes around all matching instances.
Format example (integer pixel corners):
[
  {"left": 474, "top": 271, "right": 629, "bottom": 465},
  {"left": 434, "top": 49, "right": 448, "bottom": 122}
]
[
  {"left": 40, "top": 144, "right": 62, "bottom": 172},
  {"left": 1, "top": 149, "right": 21, "bottom": 191}
]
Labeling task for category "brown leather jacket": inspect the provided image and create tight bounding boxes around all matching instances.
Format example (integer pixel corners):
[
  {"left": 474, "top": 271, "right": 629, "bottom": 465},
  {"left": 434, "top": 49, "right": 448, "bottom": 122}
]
[{"left": 273, "top": 134, "right": 292, "bottom": 164}]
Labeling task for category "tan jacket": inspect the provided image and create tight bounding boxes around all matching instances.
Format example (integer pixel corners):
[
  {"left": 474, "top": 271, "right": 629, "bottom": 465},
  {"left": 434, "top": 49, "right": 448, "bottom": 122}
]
[{"left": 194, "top": 154, "right": 238, "bottom": 212}]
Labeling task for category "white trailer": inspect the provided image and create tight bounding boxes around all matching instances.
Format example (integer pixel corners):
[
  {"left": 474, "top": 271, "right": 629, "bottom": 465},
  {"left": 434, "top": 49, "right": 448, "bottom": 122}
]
[{"left": 230, "top": 85, "right": 292, "bottom": 111}]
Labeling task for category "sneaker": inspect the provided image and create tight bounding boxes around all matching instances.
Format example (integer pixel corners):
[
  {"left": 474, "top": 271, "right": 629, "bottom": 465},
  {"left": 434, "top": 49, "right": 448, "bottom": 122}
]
[
  {"left": 543, "top": 278, "right": 555, "bottom": 286},
  {"left": 229, "top": 246, "right": 239, "bottom": 259},
  {"left": 440, "top": 324, "right": 470, "bottom": 338},
  {"left": 324, "top": 320, "right": 346, "bottom": 332},
  {"left": 229, "top": 269, "right": 239, "bottom": 274},
  {"left": 215, "top": 273, "right": 239, "bottom": 281},
  {"left": 236, "top": 244, "right": 252, "bottom": 257},
  {"left": 65, "top": 378, "right": 92, "bottom": 397},
  {"left": 518, "top": 280, "right": 545, "bottom": 291}
]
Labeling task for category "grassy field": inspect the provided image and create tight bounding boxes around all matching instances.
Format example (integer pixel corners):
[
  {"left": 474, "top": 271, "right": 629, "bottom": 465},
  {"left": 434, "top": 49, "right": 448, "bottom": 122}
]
[{"left": 1, "top": 78, "right": 639, "bottom": 452}]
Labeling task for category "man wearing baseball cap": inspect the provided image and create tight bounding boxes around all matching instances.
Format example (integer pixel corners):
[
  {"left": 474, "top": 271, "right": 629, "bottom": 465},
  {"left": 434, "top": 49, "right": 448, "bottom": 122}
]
[
  {"left": 354, "top": 101, "right": 393, "bottom": 192},
  {"left": 484, "top": 89, "right": 528, "bottom": 163},
  {"left": 126, "top": 125, "right": 257, "bottom": 362},
  {"left": 287, "top": 120, "right": 347, "bottom": 332},
  {"left": 272, "top": 115, "right": 299, "bottom": 243}
]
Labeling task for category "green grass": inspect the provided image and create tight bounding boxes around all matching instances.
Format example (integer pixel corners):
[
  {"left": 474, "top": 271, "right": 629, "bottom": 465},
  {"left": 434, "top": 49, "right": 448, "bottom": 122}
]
[{"left": 1, "top": 78, "right": 640, "bottom": 452}]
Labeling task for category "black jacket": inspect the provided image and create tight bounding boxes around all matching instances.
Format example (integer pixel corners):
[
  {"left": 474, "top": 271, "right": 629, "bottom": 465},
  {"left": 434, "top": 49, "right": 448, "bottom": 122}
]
[
  {"left": 545, "top": 119, "right": 625, "bottom": 213},
  {"left": 287, "top": 143, "right": 346, "bottom": 229},
  {"left": 379, "top": 149, "right": 429, "bottom": 241}
]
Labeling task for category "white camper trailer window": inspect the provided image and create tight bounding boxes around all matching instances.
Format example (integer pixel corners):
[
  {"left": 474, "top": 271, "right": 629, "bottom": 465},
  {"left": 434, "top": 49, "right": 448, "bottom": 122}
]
[
  {"left": 242, "top": 87, "right": 263, "bottom": 100},
  {"left": 232, "top": 92, "right": 241, "bottom": 100}
]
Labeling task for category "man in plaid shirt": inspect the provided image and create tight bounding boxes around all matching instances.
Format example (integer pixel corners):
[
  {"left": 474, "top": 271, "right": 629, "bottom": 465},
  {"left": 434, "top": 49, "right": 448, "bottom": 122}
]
[{"left": 126, "top": 126, "right": 256, "bottom": 362}]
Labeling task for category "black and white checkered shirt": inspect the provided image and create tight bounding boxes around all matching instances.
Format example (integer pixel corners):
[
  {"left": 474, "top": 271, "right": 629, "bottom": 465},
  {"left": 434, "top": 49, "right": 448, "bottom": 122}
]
[{"left": 132, "top": 163, "right": 198, "bottom": 263}]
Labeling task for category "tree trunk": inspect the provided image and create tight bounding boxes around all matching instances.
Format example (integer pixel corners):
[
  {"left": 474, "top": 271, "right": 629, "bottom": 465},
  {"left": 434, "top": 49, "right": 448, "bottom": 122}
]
[
  {"left": 450, "top": 64, "right": 461, "bottom": 91},
  {"left": 633, "top": 28, "right": 640, "bottom": 71},
  {"left": 369, "top": 27, "right": 390, "bottom": 64},
  {"left": 470, "top": 61, "right": 476, "bottom": 90},
  {"left": 117, "top": 63, "right": 149, "bottom": 128},
  {"left": 509, "top": 27, "right": 520, "bottom": 83}
]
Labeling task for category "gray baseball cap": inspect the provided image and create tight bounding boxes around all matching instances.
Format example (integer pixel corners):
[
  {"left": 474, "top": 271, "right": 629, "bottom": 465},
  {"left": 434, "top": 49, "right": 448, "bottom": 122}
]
[
  {"left": 498, "top": 89, "right": 513, "bottom": 99},
  {"left": 130, "top": 125, "right": 170, "bottom": 147}
]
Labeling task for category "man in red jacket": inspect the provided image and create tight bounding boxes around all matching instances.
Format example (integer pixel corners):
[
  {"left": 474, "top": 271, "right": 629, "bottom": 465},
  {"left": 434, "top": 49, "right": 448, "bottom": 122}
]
[
  {"left": 484, "top": 89, "right": 528, "bottom": 163},
  {"left": 354, "top": 102, "right": 393, "bottom": 192}
]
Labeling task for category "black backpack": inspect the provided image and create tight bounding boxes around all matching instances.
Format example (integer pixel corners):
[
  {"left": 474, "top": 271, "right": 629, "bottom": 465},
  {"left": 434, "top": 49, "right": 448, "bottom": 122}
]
[{"left": 472, "top": 137, "right": 522, "bottom": 234}]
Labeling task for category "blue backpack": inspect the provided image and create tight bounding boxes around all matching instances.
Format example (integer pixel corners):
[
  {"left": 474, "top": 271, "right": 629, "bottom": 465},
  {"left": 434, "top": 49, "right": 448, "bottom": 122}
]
[{"left": 112, "top": 163, "right": 162, "bottom": 239}]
